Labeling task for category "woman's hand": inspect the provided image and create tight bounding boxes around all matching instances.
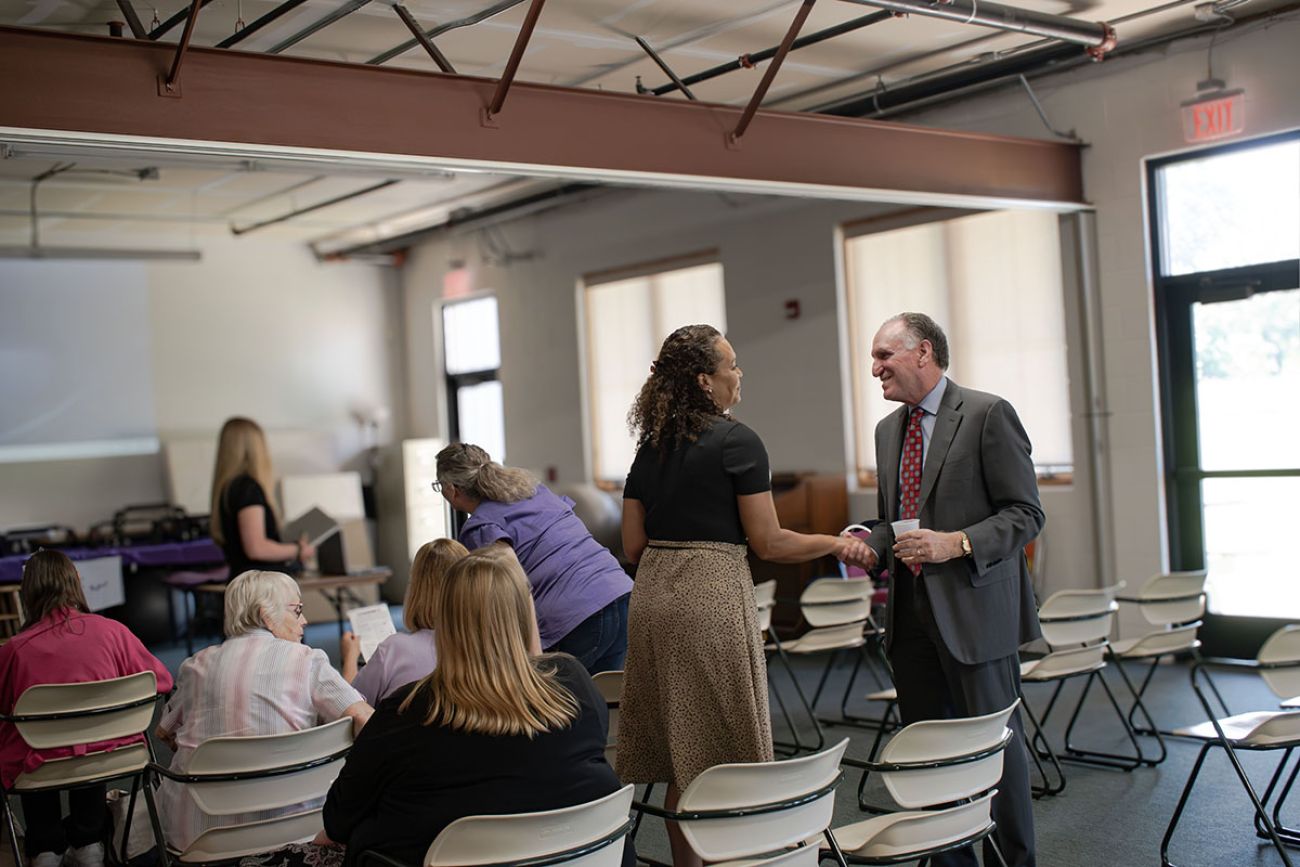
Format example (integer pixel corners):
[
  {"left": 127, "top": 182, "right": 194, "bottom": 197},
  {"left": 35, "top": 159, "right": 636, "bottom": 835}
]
[
  {"left": 835, "top": 534, "right": 876, "bottom": 570},
  {"left": 297, "top": 534, "right": 316, "bottom": 562},
  {"left": 312, "top": 830, "right": 343, "bottom": 848},
  {"left": 340, "top": 631, "right": 362, "bottom": 682}
]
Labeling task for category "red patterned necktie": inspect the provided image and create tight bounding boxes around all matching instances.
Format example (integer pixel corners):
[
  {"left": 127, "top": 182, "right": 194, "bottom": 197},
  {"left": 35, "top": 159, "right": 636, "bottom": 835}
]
[{"left": 899, "top": 406, "right": 924, "bottom": 574}]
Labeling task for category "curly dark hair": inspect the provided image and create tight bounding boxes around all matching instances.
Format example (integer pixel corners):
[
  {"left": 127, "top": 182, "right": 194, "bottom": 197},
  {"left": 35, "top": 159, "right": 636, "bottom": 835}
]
[{"left": 628, "top": 324, "right": 726, "bottom": 450}]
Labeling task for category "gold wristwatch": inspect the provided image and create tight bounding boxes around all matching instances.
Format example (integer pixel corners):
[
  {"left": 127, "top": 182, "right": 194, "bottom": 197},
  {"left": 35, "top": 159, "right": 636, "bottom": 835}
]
[{"left": 959, "top": 531, "right": 973, "bottom": 557}]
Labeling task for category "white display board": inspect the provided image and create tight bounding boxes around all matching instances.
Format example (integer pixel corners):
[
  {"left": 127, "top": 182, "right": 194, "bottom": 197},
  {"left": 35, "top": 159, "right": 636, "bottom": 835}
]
[{"left": 77, "top": 555, "right": 125, "bottom": 611}]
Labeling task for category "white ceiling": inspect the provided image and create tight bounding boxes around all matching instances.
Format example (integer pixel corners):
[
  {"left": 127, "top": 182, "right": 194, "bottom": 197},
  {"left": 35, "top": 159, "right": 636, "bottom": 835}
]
[{"left": 1, "top": 0, "right": 1285, "bottom": 252}]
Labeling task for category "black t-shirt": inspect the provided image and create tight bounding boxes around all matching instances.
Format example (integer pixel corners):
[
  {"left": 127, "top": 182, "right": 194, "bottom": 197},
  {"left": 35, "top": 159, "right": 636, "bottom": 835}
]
[
  {"left": 217, "top": 473, "right": 289, "bottom": 579},
  {"left": 624, "top": 417, "right": 771, "bottom": 544},
  {"left": 323, "top": 654, "right": 624, "bottom": 867}
]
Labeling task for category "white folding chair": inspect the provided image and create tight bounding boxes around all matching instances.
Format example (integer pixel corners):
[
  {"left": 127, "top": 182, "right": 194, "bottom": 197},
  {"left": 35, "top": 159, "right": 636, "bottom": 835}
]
[
  {"left": 591, "top": 671, "right": 623, "bottom": 768},
  {"left": 767, "top": 578, "right": 884, "bottom": 754},
  {"left": 632, "top": 740, "right": 849, "bottom": 867},
  {"left": 1110, "top": 570, "right": 1226, "bottom": 762},
  {"left": 360, "top": 784, "right": 635, "bottom": 867},
  {"left": 1, "top": 671, "right": 163, "bottom": 867},
  {"left": 1018, "top": 584, "right": 1144, "bottom": 796},
  {"left": 1161, "top": 625, "right": 1300, "bottom": 867},
  {"left": 832, "top": 702, "right": 1018, "bottom": 865},
  {"left": 149, "top": 717, "right": 353, "bottom": 865}
]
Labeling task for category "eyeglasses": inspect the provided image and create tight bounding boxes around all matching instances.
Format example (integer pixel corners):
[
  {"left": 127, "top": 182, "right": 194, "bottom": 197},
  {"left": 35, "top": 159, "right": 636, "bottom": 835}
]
[
  {"left": 286, "top": 603, "right": 304, "bottom": 618},
  {"left": 430, "top": 481, "right": 444, "bottom": 493}
]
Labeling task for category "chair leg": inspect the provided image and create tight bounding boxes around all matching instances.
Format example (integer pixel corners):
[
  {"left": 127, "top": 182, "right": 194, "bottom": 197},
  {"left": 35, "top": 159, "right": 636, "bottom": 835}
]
[
  {"left": 1161, "top": 742, "right": 1213, "bottom": 867},
  {"left": 1254, "top": 748, "right": 1300, "bottom": 846},
  {"left": 987, "top": 830, "right": 1011, "bottom": 867},
  {"left": 3, "top": 792, "right": 25, "bottom": 867},
  {"left": 120, "top": 776, "right": 142, "bottom": 864},
  {"left": 769, "top": 660, "right": 806, "bottom": 757},
  {"left": 1019, "top": 689, "right": 1065, "bottom": 797},
  {"left": 769, "top": 641, "right": 825, "bottom": 754},
  {"left": 1192, "top": 647, "right": 1232, "bottom": 717},
  {"left": 1059, "top": 668, "right": 1145, "bottom": 771},
  {"left": 629, "top": 782, "right": 655, "bottom": 843},
  {"left": 822, "top": 827, "right": 850, "bottom": 867},
  {"left": 143, "top": 771, "right": 171, "bottom": 867},
  {"left": 1111, "top": 654, "right": 1167, "bottom": 765}
]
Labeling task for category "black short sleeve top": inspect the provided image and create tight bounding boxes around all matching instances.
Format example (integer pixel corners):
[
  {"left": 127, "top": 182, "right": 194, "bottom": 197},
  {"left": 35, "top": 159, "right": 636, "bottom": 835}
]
[
  {"left": 624, "top": 418, "right": 771, "bottom": 544},
  {"left": 218, "top": 473, "right": 289, "bottom": 578}
]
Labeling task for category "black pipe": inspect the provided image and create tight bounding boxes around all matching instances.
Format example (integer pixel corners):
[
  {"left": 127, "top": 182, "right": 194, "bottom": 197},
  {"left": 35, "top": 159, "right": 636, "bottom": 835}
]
[
  {"left": 115, "top": 0, "right": 146, "bottom": 38},
  {"left": 368, "top": 0, "right": 527, "bottom": 66},
  {"left": 147, "top": 0, "right": 215, "bottom": 40},
  {"left": 650, "top": 10, "right": 893, "bottom": 97},
  {"left": 393, "top": 3, "right": 457, "bottom": 73},
  {"left": 230, "top": 179, "right": 398, "bottom": 236},
  {"left": 267, "top": 0, "right": 371, "bottom": 55},
  {"left": 217, "top": 0, "right": 311, "bottom": 48}
]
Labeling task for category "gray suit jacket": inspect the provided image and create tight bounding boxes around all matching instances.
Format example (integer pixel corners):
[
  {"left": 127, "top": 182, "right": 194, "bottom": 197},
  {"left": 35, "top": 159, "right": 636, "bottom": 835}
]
[{"left": 869, "top": 379, "right": 1045, "bottom": 665}]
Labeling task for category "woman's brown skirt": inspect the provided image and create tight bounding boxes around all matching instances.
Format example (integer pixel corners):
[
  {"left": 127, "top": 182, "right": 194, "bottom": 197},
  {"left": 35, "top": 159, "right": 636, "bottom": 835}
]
[{"left": 615, "top": 540, "right": 774, "bottom": 790}]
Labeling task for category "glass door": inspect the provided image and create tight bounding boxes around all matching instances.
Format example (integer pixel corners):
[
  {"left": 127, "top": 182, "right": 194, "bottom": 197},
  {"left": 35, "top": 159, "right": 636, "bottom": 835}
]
[{"left": 1150, "top": 132, "right": 1300, "bottom": 656}]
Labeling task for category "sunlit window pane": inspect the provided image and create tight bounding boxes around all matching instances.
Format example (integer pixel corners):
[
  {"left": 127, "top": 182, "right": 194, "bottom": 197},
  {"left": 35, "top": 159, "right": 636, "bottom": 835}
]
[
  {"left": 585, "top": 263, "right": 726, "bottom": 482},
  {"left": 457, "top": 380, "right": 506, "bottom": 463},
  {"left": 1159, "top": 140, "right": 1300, "bottom": 277},
  {"left": 443, "top": 297, "right": 501, "bottom": 375},
  {"left": 1194, "top": 289, "right": 1300, "bottom": 471},
  {"left": 1203, "top": 476, "right": 1300, "bottom": 618}
]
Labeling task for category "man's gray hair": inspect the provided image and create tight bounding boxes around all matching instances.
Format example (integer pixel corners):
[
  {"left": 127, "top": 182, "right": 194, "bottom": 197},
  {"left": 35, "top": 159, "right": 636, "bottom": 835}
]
[
  {"left": 889, "top": 312, "right": 950, "bottom": 370},
  {"left": 224, "top": 569, "right": 300, "bottom": 637}
]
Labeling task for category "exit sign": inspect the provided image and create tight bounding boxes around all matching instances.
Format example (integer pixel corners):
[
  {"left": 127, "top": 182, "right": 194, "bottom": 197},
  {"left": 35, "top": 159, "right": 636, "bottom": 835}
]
[{"left": 1181, "top": 90, "right": 1245, "bottom": 143}]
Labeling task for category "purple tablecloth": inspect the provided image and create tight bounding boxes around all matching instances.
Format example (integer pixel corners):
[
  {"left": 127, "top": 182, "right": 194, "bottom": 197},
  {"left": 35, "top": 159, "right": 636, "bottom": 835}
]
[{"left": 0, "top": 539, "right": 224, "bottom": 584}]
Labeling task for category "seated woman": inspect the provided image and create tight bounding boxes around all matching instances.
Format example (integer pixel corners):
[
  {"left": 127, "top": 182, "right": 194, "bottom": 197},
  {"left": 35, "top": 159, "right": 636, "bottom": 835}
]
[
  {"left": 436, "top": 442, "right": 634, "bottom": 673},
  {"left": 340, "top": 538, "right": 469, "bottom": 705},
  {"left": 0, "top": 550, "right": 173, "bottom": 867},
  {"left": 156, "top": 570, "right": 372, "bottom": 853},
  {"left": 321, "top": 545, "right": 626, "bottom": 867}
]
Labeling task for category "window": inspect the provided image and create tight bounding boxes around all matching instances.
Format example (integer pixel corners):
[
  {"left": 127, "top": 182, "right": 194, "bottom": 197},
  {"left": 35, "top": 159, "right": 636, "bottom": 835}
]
[
  {"left": 583, "top": 255, "right": 726, "bottom": 483},
  {"left": 1149, "top": 132, "right": 1300, "bottom": 636},
  {"left": 843, "top": 209, "right": 1074, "bottom": 486},
  {"left": 441, "top": 295, "right": 505, "bottom": 462}
]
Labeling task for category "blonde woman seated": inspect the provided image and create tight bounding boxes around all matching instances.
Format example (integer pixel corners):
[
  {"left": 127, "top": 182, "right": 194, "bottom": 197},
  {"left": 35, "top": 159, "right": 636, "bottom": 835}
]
[
  {"left": 340, "top": 538, "right": 469, "bottom": 705},
  {"left": 321, "top": 546, "right": 626, "bottom": 867},
  {"left": 156, "top": 570, "right": 373, "bottom": 854}
]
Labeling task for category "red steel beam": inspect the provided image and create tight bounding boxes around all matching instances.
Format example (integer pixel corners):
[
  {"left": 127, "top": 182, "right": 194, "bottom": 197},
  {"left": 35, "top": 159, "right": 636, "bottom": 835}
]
[{"left": 0, "top": 26, "right": 1084, "bottom": 206}]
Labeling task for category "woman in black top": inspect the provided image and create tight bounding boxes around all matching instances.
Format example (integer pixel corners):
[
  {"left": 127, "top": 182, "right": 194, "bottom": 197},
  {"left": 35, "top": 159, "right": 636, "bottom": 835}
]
[
  {"left": 210, "top": 417, "right": 313, "bottom": 579},
  {"left": 617, "top": 325, "right": 870, "bottom": 867},
  {"left": 321, "top": 545, "right": 626, "bottom": 867}
]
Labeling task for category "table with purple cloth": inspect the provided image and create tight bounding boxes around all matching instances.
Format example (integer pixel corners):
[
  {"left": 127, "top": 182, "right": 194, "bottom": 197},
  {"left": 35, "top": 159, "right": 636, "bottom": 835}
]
[{"left": 0, "top": 539, "right": 224, "bottom": 584}]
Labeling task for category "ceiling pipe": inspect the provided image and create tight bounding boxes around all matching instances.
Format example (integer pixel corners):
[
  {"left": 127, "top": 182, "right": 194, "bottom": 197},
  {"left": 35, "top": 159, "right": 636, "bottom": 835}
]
[
  {"left": 230, "top": 179, "right": 399, "bottom": 236},
  {"left": 837, "top": 0, "right": 1116, "bottom": 55},
  {"left": 367, "top": 0, "right": 527, "bottom": 66},
  {"left": 217, "top": 0, "right": 312, "bottom": 48},
  {"left": 267, "top": 0, "right": 372, "bottom": 55},
  {"left": 147, "top": 0, "right": 215, "bottom": 40},
  {"left": 634, "top": 36, "right": 698, "bottom": 101},
  {"left": 647, "top": 9, "right": 894, "bottom": 98},
  {"left": 393, "top": 4, "right": 457, "bottom": 73},
  {"left": 115, "top": 0, "right": 146, "bottom": 37},
  {"left": 732, "top": 0, "right": 818, "bottom": 141}
]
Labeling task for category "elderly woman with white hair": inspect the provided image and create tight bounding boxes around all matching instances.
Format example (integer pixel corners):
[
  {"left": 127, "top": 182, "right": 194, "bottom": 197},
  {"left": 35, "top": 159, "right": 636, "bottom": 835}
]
[{"left": 155, "top": 569, "right": 373, "bottom": 853}]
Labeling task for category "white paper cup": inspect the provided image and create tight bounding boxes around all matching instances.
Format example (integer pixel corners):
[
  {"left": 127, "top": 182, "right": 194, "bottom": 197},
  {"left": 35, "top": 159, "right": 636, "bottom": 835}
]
[{"left": 891, "top": 518, "right": 920, "bottom": 537}]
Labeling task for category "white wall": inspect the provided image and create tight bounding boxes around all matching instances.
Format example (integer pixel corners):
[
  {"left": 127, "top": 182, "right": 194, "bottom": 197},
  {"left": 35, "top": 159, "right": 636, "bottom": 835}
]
[
  {"left": 0, "top": 234, "right": 403, "bottom": 532},
  {"left": 400, "top": 190, "right": 1101, "bottom": 595}
]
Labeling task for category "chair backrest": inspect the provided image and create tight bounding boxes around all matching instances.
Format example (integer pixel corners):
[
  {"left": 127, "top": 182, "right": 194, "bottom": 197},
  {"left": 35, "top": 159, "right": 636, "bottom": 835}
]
[
  {"left": 856, "top": 790, "right": 997, "bottom": 858},
  {"left": 733, "top": 844, "right": 821, "bottom": 867},
  {"left": 1037, "top": 586, "right": 1121, "bottom": 647},
  {"left": 183, "top": 717, "right": 353, "bottom": 815},
  {"left": 1133, "top": 571, "right": 1207, "bottom": 626},
  {"left": 1121, "top": 623, "right": 1200, "bottom": 658},
  {"left": 877, "top": 702, "right": 1016, "bottom": 808},
  {"left": 11, "top": 671, "right": 158, "bottom": 749},
  {"left": 676, "top": 739, "right": 847, "bottom": 861},
  {"left": 591, "top": 671, "right": 622, "bottom": 765},
  {"left": 1023, "top": 644, "right": 1107, "bottom": 680},
  {"left": 800, "top": 577, "right": 873, "bottom": 627},
  {"left": 1259, "top": 625, "right": 1300, "bottom": 700},
  {"left": 754, "top": 580, "right": 777, "bottom": 610},
  {"left": 424, "top": 784, "right": 634, "bottom": 867}
]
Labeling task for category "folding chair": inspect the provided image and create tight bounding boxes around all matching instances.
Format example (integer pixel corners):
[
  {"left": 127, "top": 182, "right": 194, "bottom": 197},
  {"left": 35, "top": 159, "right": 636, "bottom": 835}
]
[
  {"left": 831, "top": 702, "right": 1018, "bottom": 865},
  {"left": 1160, "top": 628, "right": 1300, "bottom": 867},
  {"left": 592, "top": 671, "right": 623, "bottom": 767},
  {"left": 148, "top": 717, "right": 353, "bottom": 866},
  {"left": 359, "top": 784, "right": 635, "bottom": 867},
  {"left": 1110, "top": 570, "right": 1227, "bottom": 763},
  {"left": 766, "top": 579, "right": 884, "bottom": 754},
  {"left": 1, "top": 671, "right": 164, "bottom": 867},
  {"left": 1017, "top": 585, "right": 1144, "bottom": 797},
  {"left": 631, "top": 740, "right": 849, "bottom": 867}
]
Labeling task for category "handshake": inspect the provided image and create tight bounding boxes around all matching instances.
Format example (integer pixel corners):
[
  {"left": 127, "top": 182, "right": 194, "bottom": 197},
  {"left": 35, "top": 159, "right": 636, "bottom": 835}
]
[{"left": 834, "top": 532, "right": 876, "bottom": 570}]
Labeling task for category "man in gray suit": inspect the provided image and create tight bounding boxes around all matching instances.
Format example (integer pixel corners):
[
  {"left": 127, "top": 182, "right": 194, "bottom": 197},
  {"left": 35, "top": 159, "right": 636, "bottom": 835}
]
[{"left": 860, "top": 312, "right": 1044, "bottom": 867}]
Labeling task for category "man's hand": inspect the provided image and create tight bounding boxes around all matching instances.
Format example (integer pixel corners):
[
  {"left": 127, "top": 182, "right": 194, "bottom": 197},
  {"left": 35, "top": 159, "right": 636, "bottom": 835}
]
[
  {"left": 894, "top": 529, "right": 964, "bottom": 568},
  {"left": 835, "top": 534, "right": 877, "bottom": 570},
  {"left": 312, "top": 830, "right": 343, "bottom": 848}
]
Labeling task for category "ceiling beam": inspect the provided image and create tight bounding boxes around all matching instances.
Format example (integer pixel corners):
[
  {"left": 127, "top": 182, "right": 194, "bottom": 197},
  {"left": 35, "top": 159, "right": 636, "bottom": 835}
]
[{"left": 0, "top": 26, "right": 1085, "bottom": 208}]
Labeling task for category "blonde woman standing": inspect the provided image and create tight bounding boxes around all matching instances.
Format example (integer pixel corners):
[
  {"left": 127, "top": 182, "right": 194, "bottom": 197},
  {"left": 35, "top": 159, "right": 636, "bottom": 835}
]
[
  {"left": 210, "top": 417, "right": 313, "bottom": 579},
  {"left": 322, "top": 546, "right": 624, "bottom": 867}
]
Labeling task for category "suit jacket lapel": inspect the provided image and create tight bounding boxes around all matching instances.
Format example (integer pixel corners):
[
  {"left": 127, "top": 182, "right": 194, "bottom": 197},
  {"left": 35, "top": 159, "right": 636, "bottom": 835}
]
[
  {"left": 919, "top": 381, "right": 964, "bottom": 509},
  {"left": 878, "top": 405, "right": 909, "bottom": 522}
]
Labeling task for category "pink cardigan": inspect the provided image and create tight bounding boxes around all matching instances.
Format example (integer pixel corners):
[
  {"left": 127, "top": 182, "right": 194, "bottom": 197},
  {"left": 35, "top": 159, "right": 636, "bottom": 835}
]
[{"left": 0, "top": 609, "right": 173, "bottom": 788}]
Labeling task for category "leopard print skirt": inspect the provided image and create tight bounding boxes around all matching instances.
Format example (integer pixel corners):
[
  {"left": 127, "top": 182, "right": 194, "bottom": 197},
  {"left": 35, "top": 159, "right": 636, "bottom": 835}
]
[{"left": 615, "top": 540, "right": 774, "bottom": 789}]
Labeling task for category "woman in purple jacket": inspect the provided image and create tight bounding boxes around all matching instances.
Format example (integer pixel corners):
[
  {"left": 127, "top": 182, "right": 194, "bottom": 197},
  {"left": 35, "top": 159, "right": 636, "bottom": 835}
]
[{"left": 435, "top": 443, "right": 633, "bottom": 673}]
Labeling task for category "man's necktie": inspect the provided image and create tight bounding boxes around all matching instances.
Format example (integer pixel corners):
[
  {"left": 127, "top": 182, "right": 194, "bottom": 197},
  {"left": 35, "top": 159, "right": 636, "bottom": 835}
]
[{"left": 900, "top": 406, "right": 924, "bottom": 574}]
